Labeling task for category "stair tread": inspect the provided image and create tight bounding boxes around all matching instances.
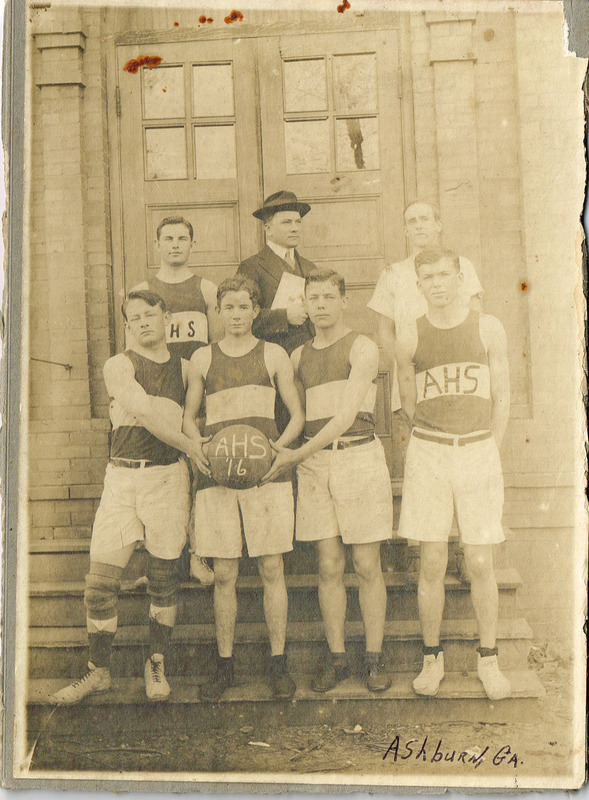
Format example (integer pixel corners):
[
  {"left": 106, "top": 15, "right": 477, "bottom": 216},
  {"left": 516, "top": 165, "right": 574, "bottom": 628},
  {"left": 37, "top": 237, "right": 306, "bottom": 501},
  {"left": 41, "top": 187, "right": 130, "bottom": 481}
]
[
  {"left": 29, "top": 567, "right": 522, "bottom": 596},
  {"left": 27, "top": 669, "right": 545, "bottom": 705},
  {"left": 29, "top": 617, "right": 534, "bottom": 647}
]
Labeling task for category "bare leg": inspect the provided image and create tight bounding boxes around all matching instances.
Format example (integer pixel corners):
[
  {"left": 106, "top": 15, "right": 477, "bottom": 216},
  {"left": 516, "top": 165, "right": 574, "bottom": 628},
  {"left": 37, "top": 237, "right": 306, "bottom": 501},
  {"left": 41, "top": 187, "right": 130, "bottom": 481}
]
[
  {"left": 316, "top": 537, "right": 347, "bottom": 653},
  {"left": 351, "top": 542, "right": 387, "bottom": 652},
  {"left": 257, "top": 554, "right": 288, "bottom": 656},
  {"left": 418, "top": 542, "right": 448, "bottom": 646},
  {"left": 212, "top": 558, "right": 239, "bottom": 657},
  {"left": 463, "top": 544, "right": 498, "bottom": 648}
]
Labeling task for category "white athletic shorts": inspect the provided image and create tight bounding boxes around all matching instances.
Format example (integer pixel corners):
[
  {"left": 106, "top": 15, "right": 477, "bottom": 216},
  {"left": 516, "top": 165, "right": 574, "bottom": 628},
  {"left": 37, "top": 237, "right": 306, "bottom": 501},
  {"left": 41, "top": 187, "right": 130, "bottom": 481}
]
[
  {"left": 193, "top": 481, "right": 294, "bottom": 559},
  {"left": 90, "top": 460, "right": 190, "bottom": 560},
  {"left": 398, "top": 430, "right": 505, "bottom": 545},
  {"left": 295, "top": 436, "right": 393, "bottom": 544}
]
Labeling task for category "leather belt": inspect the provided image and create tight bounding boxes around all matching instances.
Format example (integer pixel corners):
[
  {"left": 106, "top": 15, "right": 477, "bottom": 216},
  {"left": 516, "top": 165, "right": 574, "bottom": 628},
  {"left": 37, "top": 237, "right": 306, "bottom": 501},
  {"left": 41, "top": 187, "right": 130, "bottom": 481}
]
[
  {"left": 412, "top": 429, "right": 493, "bottom": 447},
  {"left": 109, "top": 458, "right": 177, "bottom": 469},
  {"left": 322, "top": 434, "right": 375, "bottom": 451}
]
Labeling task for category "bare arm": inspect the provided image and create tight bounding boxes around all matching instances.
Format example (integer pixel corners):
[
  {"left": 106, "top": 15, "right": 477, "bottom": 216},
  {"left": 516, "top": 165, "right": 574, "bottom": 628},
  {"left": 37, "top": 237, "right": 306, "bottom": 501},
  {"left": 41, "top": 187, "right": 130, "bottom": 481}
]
[
  {"left": 395, "top": 324, "right": 418, "bottom": 424},
  {"left": 262, "top": 336, "right": 379, "bottom": 481},
  {"left": 201, "top": 278, "right": 223, "bottom": 343},
  {"left": 481, "top": 315, "right": 510, "bottom": 447},
  {"left": 104, "top": 354, "right": 200, "bottom": 457},
  {"left": 376, "top": 313, "right": 396, "bottom": 376},
  {"left": 182, "top": 348, "right": 212, "bottom": 474},
  {"left": 266, "top": 344, "right": 305, "bottom": 449}
]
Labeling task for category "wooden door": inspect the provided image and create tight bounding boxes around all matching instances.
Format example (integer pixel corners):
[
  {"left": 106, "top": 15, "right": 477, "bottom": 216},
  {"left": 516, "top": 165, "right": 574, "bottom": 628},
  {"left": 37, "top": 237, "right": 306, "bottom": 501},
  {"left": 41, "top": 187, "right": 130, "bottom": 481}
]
[
  {"left": 258, "top": 31, "right": 406, "bottom": 464},
  {"left": 116, "top": 38, "right": 261, "bottom": 294}
]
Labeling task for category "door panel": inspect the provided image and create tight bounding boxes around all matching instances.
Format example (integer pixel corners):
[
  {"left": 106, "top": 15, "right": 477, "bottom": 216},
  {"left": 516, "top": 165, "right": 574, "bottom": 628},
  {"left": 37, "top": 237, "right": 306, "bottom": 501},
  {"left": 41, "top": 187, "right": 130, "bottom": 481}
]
[{"left": 117, "top": 39, "right": 261, "bottom": 292}]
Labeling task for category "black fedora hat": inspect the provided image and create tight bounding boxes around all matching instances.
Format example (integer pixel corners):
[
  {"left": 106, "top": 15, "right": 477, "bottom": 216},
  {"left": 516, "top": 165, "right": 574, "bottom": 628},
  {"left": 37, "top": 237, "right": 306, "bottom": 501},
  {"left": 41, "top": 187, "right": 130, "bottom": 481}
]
[{"left": 253, "top": 190, "right": 311, "bottom": 220}]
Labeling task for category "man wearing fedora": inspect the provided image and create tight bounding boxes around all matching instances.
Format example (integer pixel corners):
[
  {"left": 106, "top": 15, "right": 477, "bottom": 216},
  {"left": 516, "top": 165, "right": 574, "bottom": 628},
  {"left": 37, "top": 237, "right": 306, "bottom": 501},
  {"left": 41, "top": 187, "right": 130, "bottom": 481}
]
[{"left": 237, "top": 191, "right": 317, "bottom": 358}]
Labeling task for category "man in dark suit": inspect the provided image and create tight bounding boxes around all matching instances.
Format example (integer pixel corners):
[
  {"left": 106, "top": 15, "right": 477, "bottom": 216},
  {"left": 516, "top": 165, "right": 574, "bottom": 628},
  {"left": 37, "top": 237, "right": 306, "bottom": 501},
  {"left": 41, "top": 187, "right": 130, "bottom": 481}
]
[{"left": 237, "top": 191, "right": 317, "bottom": 357}]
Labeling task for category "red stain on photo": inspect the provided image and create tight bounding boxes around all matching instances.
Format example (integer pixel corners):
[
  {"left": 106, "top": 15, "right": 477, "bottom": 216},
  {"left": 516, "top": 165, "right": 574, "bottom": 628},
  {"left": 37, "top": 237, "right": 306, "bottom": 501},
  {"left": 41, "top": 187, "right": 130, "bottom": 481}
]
[
  {"left": 173, "top": 21, "right": 179, "bottom": 27},
  {"left": 519, "top": 281, "right": 529, "bottom": 293},
  {"left": 123, "top": 56, "right": 163, "bottom": 74},
  {"left": 224, "top": 10, "right": 244, "bottom": 23},
  {"left": 199, "top": 14, "right": 214, "bottom": 23},
  {"left": 337, "top": 0, "right": 350, "bottom": 13}
]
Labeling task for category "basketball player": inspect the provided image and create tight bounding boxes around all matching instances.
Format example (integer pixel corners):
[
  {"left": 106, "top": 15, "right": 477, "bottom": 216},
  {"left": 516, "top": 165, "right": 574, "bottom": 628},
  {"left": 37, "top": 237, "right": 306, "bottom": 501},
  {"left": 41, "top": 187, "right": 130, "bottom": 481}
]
[
  {"left": 264, "top": 269, "right": 394, "bottom": 693},
  {"left": 396, "top": 247, "right": 511, "bottom": 700},
  {"left": 368, "top": 201, "right": 483, "bottom": 578},
  {"left": 50, "top": 290, "right": 207, "bottom": 705},
  {"left": 133, "top": 215, "right": 222, "bottom": 585},
  {"left": 183, "top": 276, "right": 305, "bottom": 702}
]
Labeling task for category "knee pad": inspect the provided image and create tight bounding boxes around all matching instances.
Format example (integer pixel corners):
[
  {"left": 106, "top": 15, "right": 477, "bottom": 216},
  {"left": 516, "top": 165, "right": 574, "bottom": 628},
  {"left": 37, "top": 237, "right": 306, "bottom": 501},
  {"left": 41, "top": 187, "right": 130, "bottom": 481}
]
[
  {"left": 147, "top": 555, "right": 179, "bottom": 607},
  {"left": 84, "top": 567, "right": 121, "bottom": 620}
]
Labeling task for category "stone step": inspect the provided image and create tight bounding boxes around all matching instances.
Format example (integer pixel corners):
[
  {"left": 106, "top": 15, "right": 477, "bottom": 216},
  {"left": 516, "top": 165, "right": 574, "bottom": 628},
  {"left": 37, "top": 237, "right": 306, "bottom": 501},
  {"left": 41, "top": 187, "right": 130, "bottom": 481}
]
[
  {"left": 28, "top": 669, "right": 545, "bottom": 707},
  {"left": 28, "top": 618, "right": 534, "bottom": 679},
  {"left": 29, "top": 536, "right": 466, "bottom": 583},
  {"left": 28, "top": 568, "right": 521, "bottom": 627}
]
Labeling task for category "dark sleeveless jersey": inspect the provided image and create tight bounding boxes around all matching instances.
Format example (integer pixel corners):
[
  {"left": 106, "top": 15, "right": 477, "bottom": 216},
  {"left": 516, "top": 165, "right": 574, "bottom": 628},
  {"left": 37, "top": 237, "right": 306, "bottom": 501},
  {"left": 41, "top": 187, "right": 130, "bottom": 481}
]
[
  {"left": 413, "top": 309, "right": 492, "bottom": 435},
  {"left": 200, "top": 339, "right": 287, "bottom": 488},
  {"left": 109, "top": 350, "right": 185, "bottom": 464},
  {"left": 297, "top": 330, "right": 377, "bottom": 439},
  {"left": 147, "top": 275, "right": 208, "bottom": 361}
]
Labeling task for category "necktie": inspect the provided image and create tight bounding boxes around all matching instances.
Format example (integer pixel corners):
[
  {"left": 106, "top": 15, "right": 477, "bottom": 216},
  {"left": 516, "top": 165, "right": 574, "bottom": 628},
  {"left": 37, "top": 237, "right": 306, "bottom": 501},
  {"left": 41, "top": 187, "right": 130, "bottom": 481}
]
[{"left": 285, "top": 250, "right": 296, "bottom": 271}]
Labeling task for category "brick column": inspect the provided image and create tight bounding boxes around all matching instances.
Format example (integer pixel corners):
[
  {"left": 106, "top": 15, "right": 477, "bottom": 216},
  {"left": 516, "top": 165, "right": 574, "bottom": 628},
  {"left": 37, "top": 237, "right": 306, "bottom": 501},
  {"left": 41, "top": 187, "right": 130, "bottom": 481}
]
[{"left": 427, "top": 13, "right": 482, "bottom": 266}]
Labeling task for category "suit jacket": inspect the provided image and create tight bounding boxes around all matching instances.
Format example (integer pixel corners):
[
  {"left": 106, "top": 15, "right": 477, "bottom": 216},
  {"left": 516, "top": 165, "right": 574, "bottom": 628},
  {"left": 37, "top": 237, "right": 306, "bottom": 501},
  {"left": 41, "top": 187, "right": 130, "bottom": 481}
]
[{"left": 237, "top": 244, "right": 316, "bottom": 354}]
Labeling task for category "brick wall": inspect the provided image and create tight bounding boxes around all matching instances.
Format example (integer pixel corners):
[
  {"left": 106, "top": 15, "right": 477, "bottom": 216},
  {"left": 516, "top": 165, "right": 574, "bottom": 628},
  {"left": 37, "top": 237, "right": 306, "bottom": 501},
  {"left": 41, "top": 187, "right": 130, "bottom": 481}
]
[{"left": 28, "top": 7, "right": 113, "bottom": 542}]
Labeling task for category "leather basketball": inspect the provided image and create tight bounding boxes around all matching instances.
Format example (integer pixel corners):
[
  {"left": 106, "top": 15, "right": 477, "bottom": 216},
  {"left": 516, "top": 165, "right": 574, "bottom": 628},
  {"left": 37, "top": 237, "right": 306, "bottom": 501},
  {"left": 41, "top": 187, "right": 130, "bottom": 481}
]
[{"left": 207, "top": 424, "right": 273, "bottom": 489}]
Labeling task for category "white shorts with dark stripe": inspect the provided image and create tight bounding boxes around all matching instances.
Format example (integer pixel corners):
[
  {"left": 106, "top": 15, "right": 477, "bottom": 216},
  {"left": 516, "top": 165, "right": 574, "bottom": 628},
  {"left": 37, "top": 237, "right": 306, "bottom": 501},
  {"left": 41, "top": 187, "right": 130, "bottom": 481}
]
[
  {"left": 398, "top": 431, "right": 505, "bottom": 545},
  {"left": 193, "top": 482, "right": 294, "bottom": 559},
  {"left": 295, "top": 437, "right": 393, "bottom": 544}
]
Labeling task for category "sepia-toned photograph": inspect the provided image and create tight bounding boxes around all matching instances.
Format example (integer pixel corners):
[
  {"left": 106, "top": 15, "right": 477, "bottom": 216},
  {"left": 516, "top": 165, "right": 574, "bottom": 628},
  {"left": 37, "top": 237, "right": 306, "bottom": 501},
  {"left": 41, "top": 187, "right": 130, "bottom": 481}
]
[{"left": 2, "top": 0, "right": 587, "bottom": 791}]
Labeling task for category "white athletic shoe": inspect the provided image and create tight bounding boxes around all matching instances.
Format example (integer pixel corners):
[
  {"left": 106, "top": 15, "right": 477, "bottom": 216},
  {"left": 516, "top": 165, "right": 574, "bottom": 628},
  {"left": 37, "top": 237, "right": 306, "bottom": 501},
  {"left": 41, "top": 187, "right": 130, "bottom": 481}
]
[
  {"left": 190, "top": 555, "right": 214, "bottom": 586},
  {"left": 49, "top": 662, "right": 111, "bottom": 705},
  {"left": 477, "top": 653, "right": 511, "bottom": 700},
  {"left": 412, "top": 652, "right": 445, "bottom": 696},
  {"left": 145, "top": 654, "right": 171, "bottom": 702}
]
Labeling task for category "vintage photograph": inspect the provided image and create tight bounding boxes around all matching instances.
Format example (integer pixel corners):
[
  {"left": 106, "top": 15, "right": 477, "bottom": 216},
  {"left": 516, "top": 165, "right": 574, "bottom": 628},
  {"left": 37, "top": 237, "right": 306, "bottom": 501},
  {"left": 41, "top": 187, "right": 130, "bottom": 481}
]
[{"left": 2, "top": 0, "right": 587, "bottom": 790}]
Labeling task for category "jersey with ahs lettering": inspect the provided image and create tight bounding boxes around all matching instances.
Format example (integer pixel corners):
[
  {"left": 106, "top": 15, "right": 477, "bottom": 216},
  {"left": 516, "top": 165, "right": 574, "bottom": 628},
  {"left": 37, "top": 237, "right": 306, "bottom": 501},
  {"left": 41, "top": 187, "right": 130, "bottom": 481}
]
[
  {"left": 147, "top": 275, "right": 208, "bottom": 361},
  {"left": 109, "top": 350, "right": 185, "bottom": 464},
  {"left": 413, "top": 309, "right": 491, "bottom": 435},
  {"left": 298, "top": 330, "right": 377, "bottom": 439},
  {"left": 200, "top": 339, "right": 287, "bottom": 487}
]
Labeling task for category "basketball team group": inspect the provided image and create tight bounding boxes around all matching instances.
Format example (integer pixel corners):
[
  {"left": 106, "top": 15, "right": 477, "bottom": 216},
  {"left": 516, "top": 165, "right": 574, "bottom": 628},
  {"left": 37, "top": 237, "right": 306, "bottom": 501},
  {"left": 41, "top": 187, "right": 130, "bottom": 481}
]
[{"left": 51, "top": 191, "right": 512, "bottom": 706}]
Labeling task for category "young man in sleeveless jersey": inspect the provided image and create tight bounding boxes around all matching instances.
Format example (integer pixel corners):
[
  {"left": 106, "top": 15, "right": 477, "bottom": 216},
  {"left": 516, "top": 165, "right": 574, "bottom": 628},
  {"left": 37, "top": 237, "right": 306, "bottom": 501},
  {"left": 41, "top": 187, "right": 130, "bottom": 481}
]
[
  {"left": 50, "top": 290, "right": 208, "bottom": 705},
  {"left": 396, "top": 247, "right": 511, "bottom": 700},
  {"left": 368, "top": 201, "right": 484, "bottom": 580},
  {"left": 183, "top": 276, "right": 305, "bottom": 702},
  {"left": 133, "top": 215, "right": 222, "bottom": 586},
  {"left": 264, "top": 268, "right": 394, "bottom": 693}
]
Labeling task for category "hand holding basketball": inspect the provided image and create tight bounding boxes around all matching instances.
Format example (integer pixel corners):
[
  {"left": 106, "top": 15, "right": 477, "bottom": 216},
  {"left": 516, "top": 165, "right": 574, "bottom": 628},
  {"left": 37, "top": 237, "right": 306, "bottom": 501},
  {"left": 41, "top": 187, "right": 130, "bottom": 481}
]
[
  {"left": 208, "top": 424, "right": 273, "bottom": 489},
  {"left": 260, "top": 441, "right": 300, "bottom": 485}
]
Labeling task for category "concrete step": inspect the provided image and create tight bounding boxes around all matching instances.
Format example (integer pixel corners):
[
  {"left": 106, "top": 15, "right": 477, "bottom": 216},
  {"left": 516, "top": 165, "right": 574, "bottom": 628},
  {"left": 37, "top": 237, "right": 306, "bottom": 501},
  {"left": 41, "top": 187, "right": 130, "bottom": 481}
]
[
  {"left": 28, "top": 618, "right": 534, "bottom": 678},
  {"left": 28, "top": 669, "right": 545, "bottom": 708},
  {"left": 28, "top": 568, "right": 522, "bottom": 627},
  {"left": 29, "top": 536, "right": 465, "bottom": 583}
]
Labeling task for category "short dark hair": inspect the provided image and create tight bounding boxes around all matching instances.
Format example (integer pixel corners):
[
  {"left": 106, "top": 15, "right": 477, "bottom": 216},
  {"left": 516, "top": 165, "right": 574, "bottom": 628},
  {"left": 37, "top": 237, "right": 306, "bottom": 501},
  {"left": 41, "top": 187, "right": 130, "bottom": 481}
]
[
  {"left": 217, "top": 276, "right": 261, "bottom": 308},
  {"left": 403, "top": 200, "right": 441, "bottom": 222},
  {"left": 305, "top": 268, "right": 346, "bottom": 296},
  {"left": 122, "top": 290, "right": 167, "bottom": 321},
  {"left": 414, "top": 247, "right": 460, "bottom": 275},
  {"left": 156, "top": 216, "right": 194, "bottom": 241}
]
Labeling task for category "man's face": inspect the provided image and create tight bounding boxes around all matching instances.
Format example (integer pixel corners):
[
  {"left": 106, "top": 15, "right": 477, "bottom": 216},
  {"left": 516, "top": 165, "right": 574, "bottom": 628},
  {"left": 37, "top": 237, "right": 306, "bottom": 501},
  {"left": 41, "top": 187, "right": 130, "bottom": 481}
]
[
  {"left": 157, "top": 223, "right": 193, "bottom": 267},
  {"left": 417, "top": 258, "right": 463, "bottom": 308},
  {"left": 124, "top": 299, "right": 168, "bottom": 347},
  {"left": 304, "top": 280, "right": 346, "bottom": 329},
  {"left": 404, "top": 203, "right": 442, "bottom": 251},
  {"left": 264, "top": 210, "right": 302, "bottom": 250},
  {"left": 217, "top": 290, "right": 259, "bottom": 336}
]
